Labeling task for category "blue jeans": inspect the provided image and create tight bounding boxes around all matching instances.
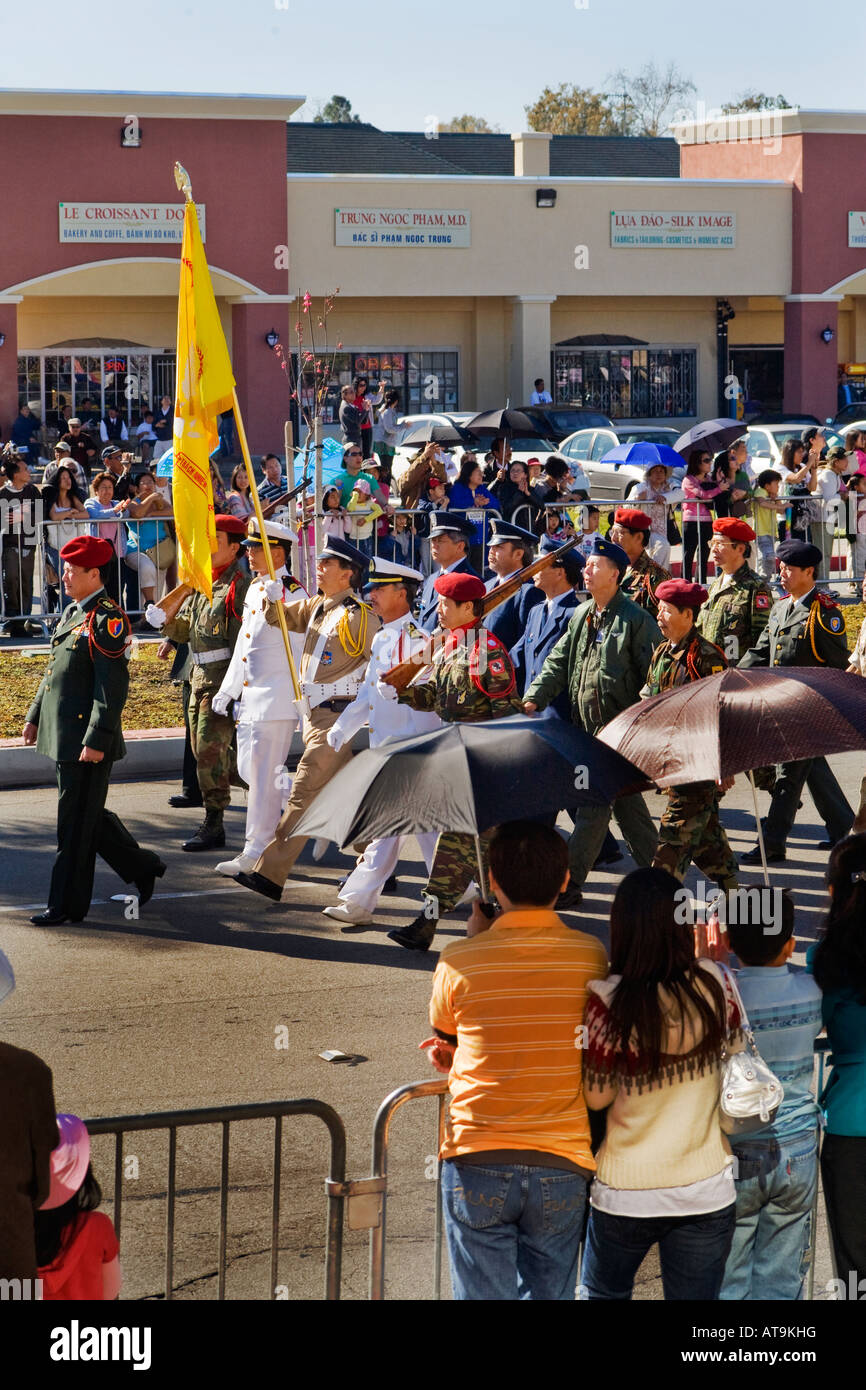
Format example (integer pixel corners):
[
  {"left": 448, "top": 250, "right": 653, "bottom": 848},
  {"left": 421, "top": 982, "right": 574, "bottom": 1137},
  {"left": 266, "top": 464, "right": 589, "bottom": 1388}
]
[
  {"left": 580, "top": 1201, "right": 736, "bottom": 1300},
  {"left": 719, "top": 1130, "right": 818, "bottom": 1301},
  {"left": 441, "top": 1159, "right": 587, "bottom": 1300}
]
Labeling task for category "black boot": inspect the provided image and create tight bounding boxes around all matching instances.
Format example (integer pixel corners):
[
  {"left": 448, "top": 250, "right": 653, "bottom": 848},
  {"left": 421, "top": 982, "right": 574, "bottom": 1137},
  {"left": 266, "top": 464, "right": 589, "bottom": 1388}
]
[
  {"left": 169, "top": 790, "right": 204, "bottom": 809},
  {"left": 388, "top": 913, "right": 437, "bottom": 952},
  {"left": 182, "top": 809, "right": 226, "bottom": 852}
]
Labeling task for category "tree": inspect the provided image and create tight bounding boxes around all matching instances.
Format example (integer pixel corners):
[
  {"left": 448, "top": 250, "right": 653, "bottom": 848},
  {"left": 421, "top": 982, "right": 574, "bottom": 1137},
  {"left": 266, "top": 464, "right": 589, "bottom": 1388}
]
[
  {"left": 440, "top": 114, "right": 500, "bottom": 133},
  {"left": 313, "top": 95, "right": 361, "bottom": 125},
  {"left": 721, "top": 92, "right": 794, "bottom": 113},
  {"left": 525, "top": 83, "right": 619, "bottom": 136},
  {"left": 605, "top": 61, "right": 696, "bottom": 135}
]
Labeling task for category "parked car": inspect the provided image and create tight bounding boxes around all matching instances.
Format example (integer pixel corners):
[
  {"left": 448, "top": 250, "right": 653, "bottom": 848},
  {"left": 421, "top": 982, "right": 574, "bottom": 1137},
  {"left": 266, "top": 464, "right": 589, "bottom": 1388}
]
[
  {"left": 519, "top": 405, "right": 614, "bottom": 442},
  {"left": 559, "top": 425, "right": 684, "bottom": 499}
]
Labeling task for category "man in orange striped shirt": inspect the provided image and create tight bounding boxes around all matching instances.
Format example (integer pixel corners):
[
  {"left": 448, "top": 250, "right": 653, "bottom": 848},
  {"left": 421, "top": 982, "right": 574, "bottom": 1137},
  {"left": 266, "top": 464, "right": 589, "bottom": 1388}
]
[{"left": 424, "top": 821, "right": 608, "bottom": 1300}]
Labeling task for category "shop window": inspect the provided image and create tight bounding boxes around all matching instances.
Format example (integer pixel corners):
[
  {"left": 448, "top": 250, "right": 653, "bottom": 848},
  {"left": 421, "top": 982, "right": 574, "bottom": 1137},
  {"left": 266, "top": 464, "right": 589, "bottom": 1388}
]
[
  {"left": 296, "top": 350, "right": 457, "bottom": 423},
  {"left": 553, "top": 347, "right": 697, "bottom": 419}
]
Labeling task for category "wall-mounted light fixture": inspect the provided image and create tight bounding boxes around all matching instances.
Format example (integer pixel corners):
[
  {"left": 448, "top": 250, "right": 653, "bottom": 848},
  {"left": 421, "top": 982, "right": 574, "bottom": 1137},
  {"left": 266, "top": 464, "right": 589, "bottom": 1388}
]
[
  {"left": 536, "top": 188, "right": 557, "bottom": 209},
  {"left": 265, "top": 329, "right": 280, "bottom": 349},
  {"left": 821, "top": 326, "right": 835, "bottom": 343}
]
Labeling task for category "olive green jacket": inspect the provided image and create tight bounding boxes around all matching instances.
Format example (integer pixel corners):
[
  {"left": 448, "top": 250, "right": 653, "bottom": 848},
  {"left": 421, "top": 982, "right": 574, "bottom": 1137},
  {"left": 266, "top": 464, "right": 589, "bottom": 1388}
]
[
  {"left": 525, "top": 588, "right": 661, "bottom": 730},
  {"left": 697, "top": 562, "right": 773, "bottom": 660},
  {"left": 26, "top": 588, "right": 130, "bottom": 761}
]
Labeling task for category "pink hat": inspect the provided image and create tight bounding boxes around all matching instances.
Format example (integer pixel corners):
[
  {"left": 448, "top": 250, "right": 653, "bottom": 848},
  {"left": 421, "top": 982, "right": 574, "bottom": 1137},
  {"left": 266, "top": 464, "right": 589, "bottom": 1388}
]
[
  {"left": 352, "top": 478, "right": 372, "bottom": 494},
  {"left": 40, "top": 1114, "right": 91, "bottom": 1209}
]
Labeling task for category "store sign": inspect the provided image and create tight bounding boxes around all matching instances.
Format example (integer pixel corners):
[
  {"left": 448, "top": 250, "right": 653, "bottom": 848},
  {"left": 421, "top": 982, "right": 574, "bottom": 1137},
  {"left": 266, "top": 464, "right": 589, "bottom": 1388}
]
[
  {"left": 848, "top": 212, "right": 866, "bottom": 248},
  {"left": 58, "top": 203, "right": 206, "bottom": 243},
  {"left": 611, "top": 210, "right": 736, "bottom": 248},
  {"left": 335, "top": 208, "right": 470, "bottom": 247}
]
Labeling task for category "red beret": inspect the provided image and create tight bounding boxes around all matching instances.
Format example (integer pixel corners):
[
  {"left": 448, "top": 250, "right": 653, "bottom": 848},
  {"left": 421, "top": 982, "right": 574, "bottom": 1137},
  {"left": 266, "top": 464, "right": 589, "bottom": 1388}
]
[
  {"left": 434, "top": 572, "right": 486, "bottom": 602},
  {"left": 59, "top": 535, "right": 114, "bottom": 569},
  {"left": 712, "top": 516, "right": 755, "bottom": 543},
  {"left": 656, "top": 579, "right": 708, "bottom": 610},
  {"left": 214, "top": 513, "right": 248, "bottom": 537},
  {"left": 614, "top": 508, "right": 654, "bottom": 532}
]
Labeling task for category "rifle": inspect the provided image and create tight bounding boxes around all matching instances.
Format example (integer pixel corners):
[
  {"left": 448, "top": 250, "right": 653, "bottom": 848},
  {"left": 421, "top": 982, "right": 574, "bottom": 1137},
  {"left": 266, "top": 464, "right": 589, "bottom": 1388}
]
[
  {"left": 156, "top": 475, "right": 312, "bottom": 623},
  {"left": 381, "top": 536, "right": 580, "bottom": 694}
]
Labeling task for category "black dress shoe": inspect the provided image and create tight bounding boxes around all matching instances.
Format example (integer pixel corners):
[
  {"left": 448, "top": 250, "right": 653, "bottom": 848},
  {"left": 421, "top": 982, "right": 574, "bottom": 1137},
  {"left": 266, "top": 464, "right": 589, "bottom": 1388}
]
[
  {"left": 235, "top": 871, "right": 283, "bottom": 903},
  {"left": 556, "top": 886, "right": 584, "bottom": 912},
  {"left": 134, "top": 858, "right": 167, "bottom": 907},
  {"left": 593, "top": 847, "right": 624, "bottom": 867},
  {"left": 168, "top": 792, "right": 204, "bottom": 809},
  {"left": 30, "top": 909, "right": 83, "bottom": 926},
  {"left": 382, "top": 875, "right": 399, "bottom": 894},
  {"left": 741, "top": 845, "right": 786, "bottom": 865}
]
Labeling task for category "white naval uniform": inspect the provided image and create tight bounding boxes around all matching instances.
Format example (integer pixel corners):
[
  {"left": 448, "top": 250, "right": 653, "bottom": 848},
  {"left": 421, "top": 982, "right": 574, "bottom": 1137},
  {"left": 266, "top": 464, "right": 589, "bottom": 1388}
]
[
  {"left": 329, "top": 612, "right": 441, "bottom": 915},
  {"left": 216, "top": 567, "right": 307, "bottom": 859}
]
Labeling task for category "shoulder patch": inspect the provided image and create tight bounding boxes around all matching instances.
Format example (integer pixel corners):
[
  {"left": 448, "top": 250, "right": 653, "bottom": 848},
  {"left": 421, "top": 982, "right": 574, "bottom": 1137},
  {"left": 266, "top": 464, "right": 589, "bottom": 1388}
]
[
  {"left": 755, "top": 593, "right": 771, "bottom": 610},
  {"left": 107, "top": 617, "right": 124, "bottom": 639},
  {"left": 817, "top": 591, "right": 839, "bottom": 610},
  {"left": 827, "top": 612, "right": 843, "bottom": 633}
]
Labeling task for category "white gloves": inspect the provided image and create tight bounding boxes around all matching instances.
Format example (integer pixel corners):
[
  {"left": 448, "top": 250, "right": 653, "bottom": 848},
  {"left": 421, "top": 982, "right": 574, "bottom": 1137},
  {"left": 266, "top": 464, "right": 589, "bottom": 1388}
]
[
  {"left": 376, "top": 679, "right": 398, "bottom": 702},
  {"left": 263, "top": 578, "right": 283, "bottom": 602},
  {"left": 211, "top": 691, "right": 232, "bottom": 718},
  {"left": 326, "top": 726, "right": 346, "bottom": 752},
  {"left": 145, "top": 603, "right": 167, "bottom": 628}
]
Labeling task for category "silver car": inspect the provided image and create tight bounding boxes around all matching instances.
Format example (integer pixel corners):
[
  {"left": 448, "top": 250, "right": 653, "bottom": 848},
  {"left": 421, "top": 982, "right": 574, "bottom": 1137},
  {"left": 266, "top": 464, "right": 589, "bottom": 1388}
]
[{"left": 559, "top": 425, "right": 684, "bottom": 500}]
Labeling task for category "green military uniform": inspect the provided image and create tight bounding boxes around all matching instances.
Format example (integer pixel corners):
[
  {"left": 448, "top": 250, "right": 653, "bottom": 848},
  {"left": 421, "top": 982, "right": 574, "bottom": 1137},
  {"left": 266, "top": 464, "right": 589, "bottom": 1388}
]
[
  {"left": 620, "top": 548, "right": 671, "bottom": 618},
  {"left": 398, "top": 626, "right": 522, "bottom": 926},
  {"left": 526, "top": 587, "right": 661, "bottom": 889},
  {"left": 738, "top": 587, "right": 853, "bottom": 854},
  {"left": 697, "top": 561, "right": 773, "bottom": 664},
  {"left": 162, "top": 556, "right": 251, "bottom": 815},
  {"left": 641, "top": 627, "right": 737, "bottom": 889},
  {"left": 26, "top": 587, "right": 163, "bottom": 921}
]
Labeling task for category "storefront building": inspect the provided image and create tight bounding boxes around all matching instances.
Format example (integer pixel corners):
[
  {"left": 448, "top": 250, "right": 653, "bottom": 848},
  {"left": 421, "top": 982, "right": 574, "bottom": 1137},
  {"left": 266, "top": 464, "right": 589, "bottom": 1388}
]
[{"left": 2, "top": 94, "right": 866, "bottom": 450}]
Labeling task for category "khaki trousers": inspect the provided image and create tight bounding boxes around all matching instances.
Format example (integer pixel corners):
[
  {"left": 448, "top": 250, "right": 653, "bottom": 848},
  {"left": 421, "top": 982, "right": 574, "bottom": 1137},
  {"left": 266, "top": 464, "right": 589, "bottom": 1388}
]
[{"left": 254, "top": 704, "right": 353, "bottom": 889}]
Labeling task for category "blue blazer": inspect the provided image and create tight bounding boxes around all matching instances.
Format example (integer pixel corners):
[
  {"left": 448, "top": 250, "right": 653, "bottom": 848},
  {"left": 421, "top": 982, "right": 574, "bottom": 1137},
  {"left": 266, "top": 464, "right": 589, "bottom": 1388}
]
[
  {"left": 510, "top": 591, "right": 580, "bottom": 719},
  {"left": 417, "top": 557, "right": 480, "bottom": 632},
  {"left": 483, "top": 577, "right": 545, "bottom": 651}
]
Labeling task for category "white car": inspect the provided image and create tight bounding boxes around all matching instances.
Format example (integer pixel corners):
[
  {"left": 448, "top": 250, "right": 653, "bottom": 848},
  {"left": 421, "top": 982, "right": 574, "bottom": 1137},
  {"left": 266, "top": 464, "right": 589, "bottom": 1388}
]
[
  {"left": 391, "top": 412, "right": 475, "bottom": 482},
  {"left": 746, "top": 421, "right": 846, "bottom": 474},
  {"left": 559, "top": 425, "right": 684, "bottom": 500}
]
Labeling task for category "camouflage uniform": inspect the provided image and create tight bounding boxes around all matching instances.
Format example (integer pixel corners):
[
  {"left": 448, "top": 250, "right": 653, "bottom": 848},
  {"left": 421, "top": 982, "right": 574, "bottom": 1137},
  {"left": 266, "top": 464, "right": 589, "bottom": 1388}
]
[
  {"left": 642, "top": 627, "right": 737, "bottom": 889},
  {"left": 399, "top": 626, "right": 522, "bottom": 914},
  {"left": 620, "top": 548, "right": 671, "bottom": 618},
  {"left": 163, "top": 557, "right": 251, "bottom": 811},
  {"left": 697, "top": 561, "right": 773, "bottom": 665}
]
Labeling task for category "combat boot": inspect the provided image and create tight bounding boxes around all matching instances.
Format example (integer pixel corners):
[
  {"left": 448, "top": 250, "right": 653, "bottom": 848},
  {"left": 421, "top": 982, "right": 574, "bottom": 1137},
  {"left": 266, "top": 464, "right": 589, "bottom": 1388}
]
[
  {"left": 388, "top": 912, "right": 437, "bottom": 952},
  {"left": 182, "top": 809, "right": 226, "bottom": 852}
]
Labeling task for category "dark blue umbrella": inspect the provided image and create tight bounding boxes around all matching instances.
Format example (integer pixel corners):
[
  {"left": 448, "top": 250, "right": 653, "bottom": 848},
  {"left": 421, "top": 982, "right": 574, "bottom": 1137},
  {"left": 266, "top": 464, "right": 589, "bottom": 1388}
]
[
  {"left": 295, "top": 715, "right": 647, "bottom": 848},
  {"left": 597, "top": 441, "right": 685, "bottom": 470}
]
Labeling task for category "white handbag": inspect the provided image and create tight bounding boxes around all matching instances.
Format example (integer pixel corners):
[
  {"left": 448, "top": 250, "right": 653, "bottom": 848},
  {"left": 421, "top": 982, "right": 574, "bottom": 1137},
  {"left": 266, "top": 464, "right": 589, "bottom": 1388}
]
[{"left": 718, "top": 965, "right": 784, "bottom": 1135}]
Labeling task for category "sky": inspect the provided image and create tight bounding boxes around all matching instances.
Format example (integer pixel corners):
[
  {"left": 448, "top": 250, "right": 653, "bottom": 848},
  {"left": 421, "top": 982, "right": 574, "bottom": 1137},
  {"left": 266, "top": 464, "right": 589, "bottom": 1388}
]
[{"left": 0, "top": 0, "right": 863, "bottom": 131}]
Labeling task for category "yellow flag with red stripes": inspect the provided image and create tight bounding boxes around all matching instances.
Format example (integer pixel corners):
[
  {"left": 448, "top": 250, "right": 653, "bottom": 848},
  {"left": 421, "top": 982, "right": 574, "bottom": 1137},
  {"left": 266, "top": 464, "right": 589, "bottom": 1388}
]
[{"left": 172, "top": 195, "right": 235, "bottom": 600}]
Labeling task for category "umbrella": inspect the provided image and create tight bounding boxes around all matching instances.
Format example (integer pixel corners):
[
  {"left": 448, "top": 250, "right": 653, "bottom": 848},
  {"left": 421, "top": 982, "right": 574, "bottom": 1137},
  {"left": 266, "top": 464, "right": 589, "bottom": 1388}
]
[
  {"left": 464, "top": 409, "right": 544, "bottom": 439},
  {"left": 598, "top": 667, "right": 866, "bottom": 882},
  {"left": 295, "top": 715, "right": 647, "bottom": 898},
  {"left": 598, "top": 442, "right": 685, "bottom": 470},
  {"left": 399, "top": 422, "right": 470, "bottom": 449},
  {"left": 674, "top": 418, "right": 746, "bottom": 460}
]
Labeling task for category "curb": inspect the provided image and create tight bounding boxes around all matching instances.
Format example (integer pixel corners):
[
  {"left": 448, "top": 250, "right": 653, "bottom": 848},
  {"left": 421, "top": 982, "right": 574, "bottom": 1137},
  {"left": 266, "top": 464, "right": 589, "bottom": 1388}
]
[{"left": 0, "top": 727, "right": 370, "bottom": 790}]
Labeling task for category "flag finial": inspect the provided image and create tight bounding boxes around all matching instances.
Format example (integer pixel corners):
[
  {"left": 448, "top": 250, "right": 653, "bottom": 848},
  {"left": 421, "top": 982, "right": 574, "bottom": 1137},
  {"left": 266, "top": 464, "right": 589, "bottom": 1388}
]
[{"left": 174, "top": 162, "right": 193, "bottom": 202}]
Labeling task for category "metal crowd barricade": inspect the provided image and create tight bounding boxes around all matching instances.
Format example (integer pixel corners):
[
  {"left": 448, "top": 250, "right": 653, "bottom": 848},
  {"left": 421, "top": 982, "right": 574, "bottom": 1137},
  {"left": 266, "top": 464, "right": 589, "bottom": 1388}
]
[
  {"left": 807, "top": 1036, "right": 832, "bottom": 1301},
  {"left": 85, "top": 1099, "right": 347, "bottom": 1301},
  {"left": 367, "top": 1078, "right": 449, "bottom": 1302}
]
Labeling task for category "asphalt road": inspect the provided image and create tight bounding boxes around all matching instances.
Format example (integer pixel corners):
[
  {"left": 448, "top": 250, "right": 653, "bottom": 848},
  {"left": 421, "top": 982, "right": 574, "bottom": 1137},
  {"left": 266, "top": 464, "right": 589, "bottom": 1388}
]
[{"left": 1, "top": 758, "right": 855, "bottom": 1301}]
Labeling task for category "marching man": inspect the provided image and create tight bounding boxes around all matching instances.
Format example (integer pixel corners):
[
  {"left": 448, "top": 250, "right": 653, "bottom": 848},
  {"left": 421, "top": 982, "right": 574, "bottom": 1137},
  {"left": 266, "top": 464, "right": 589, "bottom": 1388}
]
[
  {"left": 322, "top": 557, "right": 441, "bottom": 926},
  {"left": 211, "top": 517, "right": 307, "bottom": 877}
]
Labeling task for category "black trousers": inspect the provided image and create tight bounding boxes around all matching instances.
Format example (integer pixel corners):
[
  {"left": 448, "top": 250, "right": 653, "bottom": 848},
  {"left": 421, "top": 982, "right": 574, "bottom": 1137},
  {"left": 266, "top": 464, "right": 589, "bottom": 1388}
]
[
  {"left": 180, "top": 679, "right": 202, "bottom": 803},
  {"left": 764, "top": 757, "right": 853, "bottom": 852},
  {"left": 821, "top": 1134, "right": 866, "bottom": 1286},
  {"left": 48, "top": 758, "right": 161, "bottom": 919}
]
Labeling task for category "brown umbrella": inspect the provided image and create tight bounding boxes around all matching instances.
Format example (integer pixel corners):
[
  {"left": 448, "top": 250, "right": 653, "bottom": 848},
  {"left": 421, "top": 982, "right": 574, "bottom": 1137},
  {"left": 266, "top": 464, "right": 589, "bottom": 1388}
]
[
  {"left": 598, "top": 668, "right": 866, "bottom": 884},
  {"left": 599, "top": 668, "right": 866, "bottom": 787}
]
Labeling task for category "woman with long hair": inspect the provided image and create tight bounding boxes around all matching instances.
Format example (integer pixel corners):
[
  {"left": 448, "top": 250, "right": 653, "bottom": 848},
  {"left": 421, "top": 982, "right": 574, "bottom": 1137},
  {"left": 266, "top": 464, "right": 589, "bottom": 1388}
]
[
  {"left": 489, "top": 457, "right": 545, "bottom": 532},
  {"left": 682, "top": 449, "right": 728, "bottom": 581},
  {"left": 44, "top": 464, "right": 88, "bottom": 612},
  {"left": 449, "top": 453, "right": 495, "bottom": 571},
  {"left": 580, "top": 868, "right": 742, "bottom": 1301},
  {"left": 778, "top": 438, "right": 817, "bottom": 543},
  {"left": 809, "top": 835, "right": 866, "bottom": 1288},
  {"left": 226, "top": 462, "right": 254, "bottom": 518}
]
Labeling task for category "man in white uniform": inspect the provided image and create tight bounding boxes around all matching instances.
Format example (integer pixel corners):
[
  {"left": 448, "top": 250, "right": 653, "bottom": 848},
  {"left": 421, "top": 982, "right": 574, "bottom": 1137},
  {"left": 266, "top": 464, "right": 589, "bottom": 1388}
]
[
  {"left": 211, "top": 517, "right": 307, "bottom": 876},
  {"left": 322, "top": 558, "right": 441, "bottom": 925}
]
